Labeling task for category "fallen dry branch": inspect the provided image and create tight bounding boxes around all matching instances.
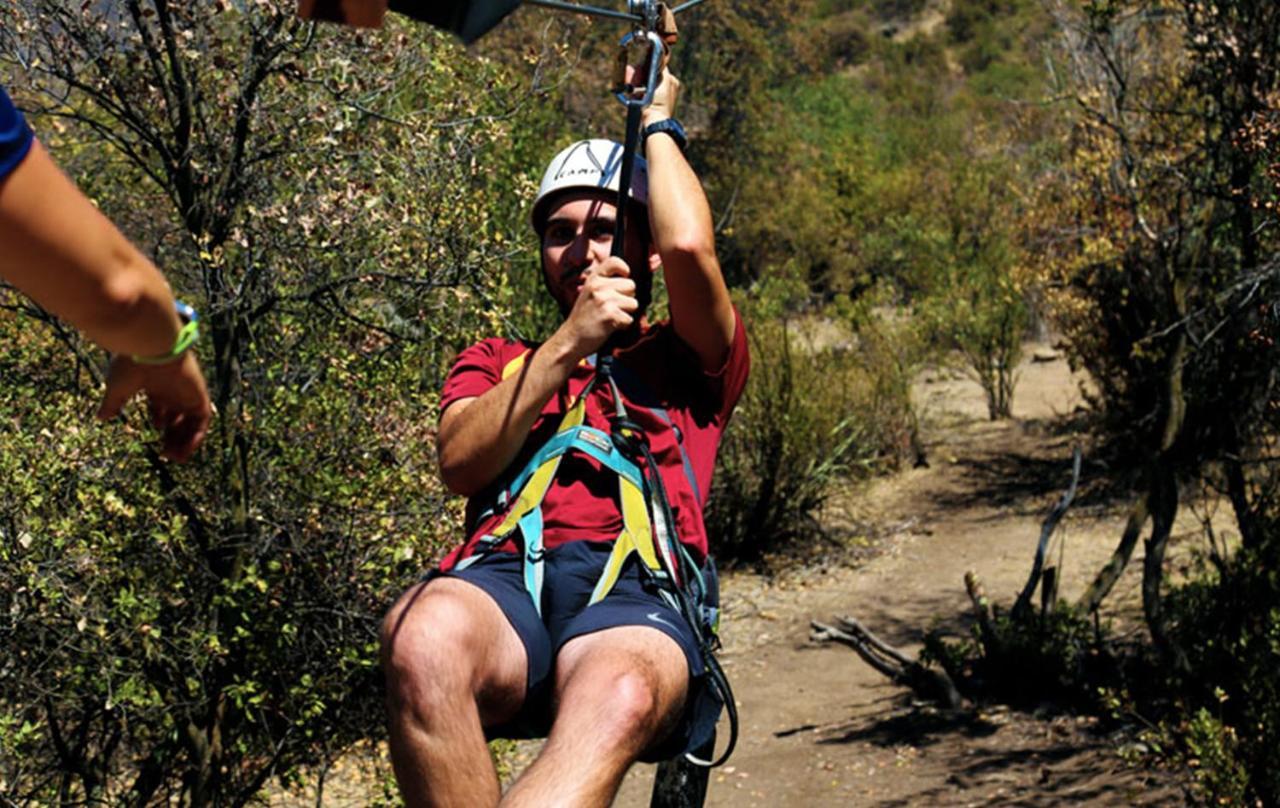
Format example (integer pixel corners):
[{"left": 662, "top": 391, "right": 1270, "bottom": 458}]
[{"left": 811, "top": 616, "right": 965, "bottom": 708}]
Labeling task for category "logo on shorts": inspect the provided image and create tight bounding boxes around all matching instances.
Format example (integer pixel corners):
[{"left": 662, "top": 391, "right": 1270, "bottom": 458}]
[
  {"left": 527, "top": 548, "right": 546, "bottom": 563},
  {"left": 646, "top": 611, "right": 680, "bottom": 632}
]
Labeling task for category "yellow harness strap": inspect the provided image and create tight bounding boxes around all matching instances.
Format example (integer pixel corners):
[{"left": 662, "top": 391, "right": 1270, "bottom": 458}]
[
  {"left": 590, "top": 434, "right": 661, "bottom": 604},
  {"left": 472, "top": 376, "right": 668, "bottom": 614}
]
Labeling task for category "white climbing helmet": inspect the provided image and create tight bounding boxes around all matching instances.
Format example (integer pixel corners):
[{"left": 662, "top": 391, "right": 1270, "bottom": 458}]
[{"left": 530, "top": 139, "right": 648, "bottom": 233}]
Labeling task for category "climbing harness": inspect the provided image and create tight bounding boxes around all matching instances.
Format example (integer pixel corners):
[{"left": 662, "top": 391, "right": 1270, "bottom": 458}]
[{"left": 455, "top": 350, "right": 738, "bottom": 767}]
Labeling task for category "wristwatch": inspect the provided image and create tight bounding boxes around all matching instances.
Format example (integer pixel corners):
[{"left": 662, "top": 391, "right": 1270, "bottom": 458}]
[{"left": 643, "top": 118, "right": 688, "bottom": 153}]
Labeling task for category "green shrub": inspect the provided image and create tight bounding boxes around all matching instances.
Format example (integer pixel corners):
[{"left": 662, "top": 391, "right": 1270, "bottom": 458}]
[
  {"left": 922, "top": 264, "right": 1027, "bottom": 420},
  {"left": 1182, "top": 708, "right": 1250, "bottom": 806},
  {"left": 922, "top": 602, "right": 1113, "bottom": 709},
  {"left": 0, "top": 3, "right": 547, "bottom": 803},
  {"left": 707, "top": 282, "right": 918, "bottom": 564},
  {"left": 1162, "top": 539, "right": 1280, "bottom": 805},
  {"left": 917, "top": 159, "right": 1028, "bottom": 420}
]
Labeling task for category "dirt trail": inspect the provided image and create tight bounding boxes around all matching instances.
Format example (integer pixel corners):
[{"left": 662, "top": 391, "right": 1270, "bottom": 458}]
[{"left": 613, "top": 345, "right": 1187, "bottom": 807}]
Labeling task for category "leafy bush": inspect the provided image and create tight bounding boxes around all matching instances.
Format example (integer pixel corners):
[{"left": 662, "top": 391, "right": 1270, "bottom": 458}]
[
  {"left": 707, "top": 281, "right": 918, "bottom": 564},
  {"left": 0, "top": 2, "right": 556, "bottom": 803},
  {"left": 1180, "top": 709, "right": 1250, "bottom": 806},
  {"left": 1160, "top": 538, "right": 1280, "bottom": 805},
  {"left": 922, "top": 602, "right": 1114, "bottom": 709},
  {"left": 813, "top": 12, "right": 875, "bottom": 71}
]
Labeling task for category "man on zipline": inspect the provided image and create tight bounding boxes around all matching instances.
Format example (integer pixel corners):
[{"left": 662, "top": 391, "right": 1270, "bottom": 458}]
[{"left": 381, "top": 61, "right": 747, "bottom": 806}]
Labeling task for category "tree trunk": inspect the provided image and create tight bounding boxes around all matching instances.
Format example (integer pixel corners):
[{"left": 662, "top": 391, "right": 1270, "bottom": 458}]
[
  {"left": 1077, "top": 493, "right": 1150, "bottom": 613},
  {"left": 1223, "top": 451, "right": 1259, "bottom": 550},
  {"left": 1142, "top": 465, "right": 1188, "bottom": 670},
  {"left": 1142, "top": 320, "right": 1189, "bottom": 670}
]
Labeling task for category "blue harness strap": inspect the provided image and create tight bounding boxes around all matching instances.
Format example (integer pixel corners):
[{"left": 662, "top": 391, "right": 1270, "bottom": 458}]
[{"left": 501, "top": 425, "right": 647, "bottom": 498}]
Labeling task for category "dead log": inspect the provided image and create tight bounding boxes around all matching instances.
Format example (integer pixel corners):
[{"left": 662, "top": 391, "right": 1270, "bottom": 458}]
[{"left": 811, "top": 616, "right": 965, "bottom": 708}]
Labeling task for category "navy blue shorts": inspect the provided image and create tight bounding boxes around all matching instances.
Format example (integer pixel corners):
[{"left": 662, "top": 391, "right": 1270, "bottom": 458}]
[{"left": 432, "top": 540, "right": 721, "bottom": 762}]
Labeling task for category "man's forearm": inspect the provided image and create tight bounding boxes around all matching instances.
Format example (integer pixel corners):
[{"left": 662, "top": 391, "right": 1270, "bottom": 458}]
[
  {"left": 644, "top": 131, "right": 716, "bottom": 259},
  {"left": 437, "top": 332, "right": 581, "bottom": 496},
  {"left": 643, "top": 113, "right": 735, "bottom": 369}
]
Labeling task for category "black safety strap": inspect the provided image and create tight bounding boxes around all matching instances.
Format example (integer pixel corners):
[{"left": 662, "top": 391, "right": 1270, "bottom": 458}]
[
  {"left": 612, "top": 102, "right": 646, "bottom": 259},
  {"left": 599, "top": 355, "right": 739, "bottom": 768}
]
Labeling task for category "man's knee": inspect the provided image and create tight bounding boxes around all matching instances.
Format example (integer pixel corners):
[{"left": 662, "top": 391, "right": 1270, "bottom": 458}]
[
  {"left": 554, "top": 627, "right": 690, "bottom": 755},
  {"left": 381, "top": 583, "right": 481, "bottom": 706},
  {"left": 381, "top": 578, "right": 526, "bottom": 726},
  {"left": 605, "top": 668, "right": 665, "bottom": 736},
  {"left": 564, "top": 663, "right": 681, "bottom": 753}
]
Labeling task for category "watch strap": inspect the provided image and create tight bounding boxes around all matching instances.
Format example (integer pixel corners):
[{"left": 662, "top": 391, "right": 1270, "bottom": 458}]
[{"left": 643, "top": 118, "right": 688, "bottom": 153}]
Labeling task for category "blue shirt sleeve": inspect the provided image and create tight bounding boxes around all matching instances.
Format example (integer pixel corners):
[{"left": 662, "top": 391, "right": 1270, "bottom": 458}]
[{"left": 0, "top": 86, "right": 34, "bottom": 181}]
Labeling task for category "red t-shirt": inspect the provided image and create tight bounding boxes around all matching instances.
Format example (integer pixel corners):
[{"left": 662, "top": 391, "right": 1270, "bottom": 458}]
[{"left": 436, "top": 310, "right": 750, "bottom": 570}]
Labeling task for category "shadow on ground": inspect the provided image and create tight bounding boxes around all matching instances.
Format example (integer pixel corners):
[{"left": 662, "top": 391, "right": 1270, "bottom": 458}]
[
  {"left": 922, "top": 427, "right": 1137, "bottom": 517},
  {"left": 816, "top": 705, "right": 1002, "bottom": 750},
  {"left": 813, "top": 702, "right": 1177, "bottom": 806}
]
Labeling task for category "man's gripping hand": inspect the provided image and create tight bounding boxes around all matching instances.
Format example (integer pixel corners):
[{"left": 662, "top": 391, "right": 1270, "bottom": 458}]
[
  {"left": 551, "top": 258, "right": 638, "bottom": 360},
  {"left": 642, "top": 67, "right": 681, "bottom": 128}
]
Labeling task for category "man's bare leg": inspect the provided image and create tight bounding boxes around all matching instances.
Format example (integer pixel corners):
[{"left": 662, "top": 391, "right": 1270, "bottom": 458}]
[
  {"left": 381, "top": 578, "right": 528, "bottom": 808},
  {"left": 502, "top": 626, "right": 689, "bottom": 808}
]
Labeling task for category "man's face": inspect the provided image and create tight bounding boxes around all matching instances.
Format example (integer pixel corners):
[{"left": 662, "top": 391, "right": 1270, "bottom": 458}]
[{"left": 540, "top": 194, "right": 653, "bottom": 316}]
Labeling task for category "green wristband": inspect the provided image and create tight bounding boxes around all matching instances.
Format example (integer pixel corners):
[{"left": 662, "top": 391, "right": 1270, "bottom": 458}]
[{"left": 133, "top": 300, "right": 200, "bottom": 366}]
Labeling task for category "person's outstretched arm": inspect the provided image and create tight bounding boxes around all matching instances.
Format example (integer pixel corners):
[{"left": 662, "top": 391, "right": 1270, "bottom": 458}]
[{"left": 0, "top": 93, "right": 211, "bottom": 461}]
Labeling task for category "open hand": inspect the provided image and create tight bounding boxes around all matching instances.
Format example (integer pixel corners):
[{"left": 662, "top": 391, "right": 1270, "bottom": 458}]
[{"left": 97, "top": 352, "right": 213, "bottom": 462}]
